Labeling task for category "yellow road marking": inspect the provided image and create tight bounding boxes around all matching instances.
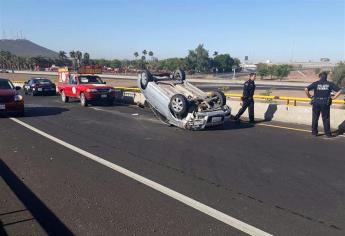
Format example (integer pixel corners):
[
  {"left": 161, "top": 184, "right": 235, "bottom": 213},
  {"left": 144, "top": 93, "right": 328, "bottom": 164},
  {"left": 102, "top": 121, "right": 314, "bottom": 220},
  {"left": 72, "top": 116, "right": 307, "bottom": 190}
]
[{"left": 256, "top": 123, "right": 345, "bottom": 138}]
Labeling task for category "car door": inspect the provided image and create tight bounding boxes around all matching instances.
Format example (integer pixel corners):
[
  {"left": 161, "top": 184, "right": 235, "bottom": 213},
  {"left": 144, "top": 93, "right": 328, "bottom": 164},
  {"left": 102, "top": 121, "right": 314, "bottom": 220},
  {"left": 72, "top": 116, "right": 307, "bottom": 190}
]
[{"left": 64, "top": 75, "right": 77, "bottom": 97}]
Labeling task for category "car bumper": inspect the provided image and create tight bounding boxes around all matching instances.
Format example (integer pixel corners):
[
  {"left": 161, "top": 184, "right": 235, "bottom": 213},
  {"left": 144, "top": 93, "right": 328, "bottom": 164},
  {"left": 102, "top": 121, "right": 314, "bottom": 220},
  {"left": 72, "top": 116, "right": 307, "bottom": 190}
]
[
  {"left": 85, "top": 92, "right": 116, "bottom": 101},
  {"left": 33, "top": 88, "right": 56, "bottom": 94},
  {"left": 185, "top": 107, "right": 231, "bottom": 130},
  {"left": 0, "top": 101, "right": 24, "bottom": 115}
]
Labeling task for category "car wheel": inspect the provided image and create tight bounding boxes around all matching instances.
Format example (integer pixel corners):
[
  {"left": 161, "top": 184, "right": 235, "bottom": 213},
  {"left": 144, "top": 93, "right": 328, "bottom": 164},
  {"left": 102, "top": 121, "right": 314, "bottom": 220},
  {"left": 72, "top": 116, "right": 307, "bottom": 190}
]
[
  {"left": 61, "top": 91, "right": 69, "bottom": 103},
  {"left": 174, "top": 69, "right": 186, "bottom": 81},
  {"left": 80, "top": 93, "right": 88, "bottom": 107},
  {"left": 211, "top": 90, "right": 226, "bottom": 106},
  {"left": 169, "top": 94, "right": 188, "bottom": 118},
  {"left": 140, "top": 70, "right": 153, "bottom": 89}
]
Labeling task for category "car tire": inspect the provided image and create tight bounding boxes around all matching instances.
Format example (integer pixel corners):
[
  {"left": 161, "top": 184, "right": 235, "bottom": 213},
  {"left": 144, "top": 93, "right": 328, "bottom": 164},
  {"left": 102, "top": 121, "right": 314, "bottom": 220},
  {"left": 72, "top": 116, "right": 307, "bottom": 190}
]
[
  {"left": 80, "top": 93, "right": 88, "bottom": 107},
  {"left": 140, "top": 70, "right": 153, "bottom": 89},
  {"left": 61, "top": 91, "right": 69, "bottom": 103},
  {"left": 211, "top": 90, "right": 226, "bottom": 106},
  {"left": 169, "top": 94, "right": 188, "bottom": 118},
  {"left": 174, "top": 69, "right": 186, "bottom": 81}
]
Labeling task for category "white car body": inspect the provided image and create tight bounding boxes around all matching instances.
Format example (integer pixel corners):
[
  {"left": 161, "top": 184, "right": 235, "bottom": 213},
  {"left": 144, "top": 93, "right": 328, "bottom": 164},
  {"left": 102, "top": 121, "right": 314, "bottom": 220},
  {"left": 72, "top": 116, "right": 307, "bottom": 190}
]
[{"left": 139, "top": 71, "right": 231, "bottom": 130}]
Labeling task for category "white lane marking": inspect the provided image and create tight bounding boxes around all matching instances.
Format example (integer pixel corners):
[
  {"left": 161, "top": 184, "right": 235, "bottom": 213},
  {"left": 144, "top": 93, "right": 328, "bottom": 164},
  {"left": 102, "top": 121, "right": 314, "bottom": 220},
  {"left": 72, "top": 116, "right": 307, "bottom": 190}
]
[{"left": 10, "top": 118, "right": 272, "bottom": 236}]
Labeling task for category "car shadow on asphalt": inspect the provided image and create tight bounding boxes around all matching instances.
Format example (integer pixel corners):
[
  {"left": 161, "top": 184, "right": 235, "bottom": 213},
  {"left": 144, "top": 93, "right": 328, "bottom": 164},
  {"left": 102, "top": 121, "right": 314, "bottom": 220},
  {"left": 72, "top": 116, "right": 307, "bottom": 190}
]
[
  {"left": 206, "top": 120, "right": 255, "bottom": 131},
  {"left": 0, "top": 160, "right": 73, "bottom": 236},
  {"left": 22, "top": 107, "right": 69, "bottom": 117}
]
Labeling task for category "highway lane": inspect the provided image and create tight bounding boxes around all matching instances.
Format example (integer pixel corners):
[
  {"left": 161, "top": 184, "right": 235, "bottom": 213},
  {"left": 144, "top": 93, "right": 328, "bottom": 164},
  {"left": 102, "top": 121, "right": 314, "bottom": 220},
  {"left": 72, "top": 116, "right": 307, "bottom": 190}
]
[{"left": 1, "top": 94, "right": 344, "bottom": 235}]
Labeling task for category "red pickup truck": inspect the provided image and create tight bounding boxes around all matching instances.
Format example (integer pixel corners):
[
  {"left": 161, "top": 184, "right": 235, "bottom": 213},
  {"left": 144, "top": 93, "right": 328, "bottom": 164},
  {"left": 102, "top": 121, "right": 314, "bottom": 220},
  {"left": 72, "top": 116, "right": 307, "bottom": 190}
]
[{"left": 57, "top": 67, "right": 116, "bottom": 106}]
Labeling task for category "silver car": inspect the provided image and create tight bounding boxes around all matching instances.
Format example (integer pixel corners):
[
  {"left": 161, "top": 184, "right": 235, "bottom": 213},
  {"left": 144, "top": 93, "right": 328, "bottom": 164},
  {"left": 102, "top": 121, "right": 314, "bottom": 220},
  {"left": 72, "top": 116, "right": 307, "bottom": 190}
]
[{"left": 138, "top": 69, "right": 231, "bottom": 130}]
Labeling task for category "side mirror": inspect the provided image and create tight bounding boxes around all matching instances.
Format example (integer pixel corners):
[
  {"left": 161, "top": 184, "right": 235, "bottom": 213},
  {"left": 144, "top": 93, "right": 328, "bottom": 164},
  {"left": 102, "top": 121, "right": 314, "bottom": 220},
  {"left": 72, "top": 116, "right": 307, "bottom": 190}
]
[
  {"left": 15, "top": 86, "right": 21, "bottom": 90},
  {"left": 103, "top": 81, "right": 106, "bottom": 84}
]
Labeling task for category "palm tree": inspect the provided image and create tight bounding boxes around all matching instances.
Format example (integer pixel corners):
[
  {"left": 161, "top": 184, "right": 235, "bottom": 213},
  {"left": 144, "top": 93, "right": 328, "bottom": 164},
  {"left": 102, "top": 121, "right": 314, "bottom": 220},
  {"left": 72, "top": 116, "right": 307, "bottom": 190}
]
[
  {"left": 83, "top": 52, "right": 90, "bottom": 65},
  {"left": 142, "top": 50, "right": 147, "bottom": 57},
  {"left": 76, "top": 51, "right": 82, "bottom": 67},
  {"left": 213, "top": 51, "right": 218, "bottom": 57},
  {"left": 148, "top": 51, "right": 154, "bottom": 61},
  {"left": 59, "top": 51, "right": 67, "bottom": 60},
  {"left": 69, "top": 50, "right": 76, "bottom": 70},
  {"left": 134, "top": 52, "right": 139, "bottom": 59}
]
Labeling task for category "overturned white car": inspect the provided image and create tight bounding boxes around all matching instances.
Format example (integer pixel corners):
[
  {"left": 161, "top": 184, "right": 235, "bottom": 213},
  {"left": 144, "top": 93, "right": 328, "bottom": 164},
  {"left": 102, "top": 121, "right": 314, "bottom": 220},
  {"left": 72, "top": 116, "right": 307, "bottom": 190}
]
[{"left": 138, "top": 69, "right": 231, "bottom": 130}]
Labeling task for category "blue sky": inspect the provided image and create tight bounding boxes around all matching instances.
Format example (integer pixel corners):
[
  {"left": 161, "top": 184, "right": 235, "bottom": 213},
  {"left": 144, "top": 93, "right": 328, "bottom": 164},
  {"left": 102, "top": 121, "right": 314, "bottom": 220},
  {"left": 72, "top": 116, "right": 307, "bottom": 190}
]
[{"left": 0, "top": 0, "right": 344, "bottom": 62}]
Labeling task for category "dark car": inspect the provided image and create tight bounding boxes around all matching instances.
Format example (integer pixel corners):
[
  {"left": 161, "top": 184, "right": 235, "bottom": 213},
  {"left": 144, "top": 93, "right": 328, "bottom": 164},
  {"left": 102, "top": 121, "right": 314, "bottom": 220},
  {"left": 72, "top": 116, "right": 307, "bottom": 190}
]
[
  {"left": 0, "top": 78, "right": 24, "bottom": 116},
  {"left": 23, "top": 78, "right": 56, "bottom": 96}
]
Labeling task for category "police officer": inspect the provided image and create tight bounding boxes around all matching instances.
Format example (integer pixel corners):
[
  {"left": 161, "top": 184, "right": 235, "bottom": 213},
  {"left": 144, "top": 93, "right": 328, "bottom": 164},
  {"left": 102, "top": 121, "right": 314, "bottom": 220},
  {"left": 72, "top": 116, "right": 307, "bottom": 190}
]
[
  {"left": 305, "top": 71, "right": 341, "bottom": 137},
  {"left": 234, "top": 73, "right": 256, "bottom": 123}
]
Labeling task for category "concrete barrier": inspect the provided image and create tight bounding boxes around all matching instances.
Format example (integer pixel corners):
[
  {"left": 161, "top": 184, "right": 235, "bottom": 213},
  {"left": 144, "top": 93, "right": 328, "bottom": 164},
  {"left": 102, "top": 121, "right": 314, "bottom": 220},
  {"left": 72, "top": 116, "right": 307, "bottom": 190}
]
[{"left": 227, "top": 100, "right": 345, "bottom": 130}]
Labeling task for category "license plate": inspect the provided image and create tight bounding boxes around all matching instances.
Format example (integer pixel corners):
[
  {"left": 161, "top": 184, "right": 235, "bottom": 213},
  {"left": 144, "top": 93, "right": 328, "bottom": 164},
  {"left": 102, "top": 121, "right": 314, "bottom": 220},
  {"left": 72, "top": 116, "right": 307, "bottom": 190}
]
[
  {"left": 211, "top": 117, "right": 222, "bottom": 123},
  {"left": 193, "top": 120, "right": 204, "bottom": 126},
  {"left": 101, "top": 94, "right": 107, "bottom": 98},
  {"left": 38, "top": 88, "right": 43, "bottom": 91},
  {"left": 0, "top": 104, "right": 5, "bottom": 110}
]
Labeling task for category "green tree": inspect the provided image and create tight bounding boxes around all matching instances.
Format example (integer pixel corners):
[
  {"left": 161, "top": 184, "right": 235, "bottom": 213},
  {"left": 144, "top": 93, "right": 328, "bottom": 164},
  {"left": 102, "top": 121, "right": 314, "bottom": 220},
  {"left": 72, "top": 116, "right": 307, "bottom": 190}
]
[
  {"left": 257, "top": 63, "right": 270, "bottom": 79},
  {"left": 273, "top": 64, "right": 292, "bottom": 80},
  {"left": 213, "top": 54, "right": 234, "bottom": 72},
  {"left": 134, "top": 52, "right": 139, "bottom": 59},
  {"left": 331, "top": 62, "right": 345, "bottom": 87},
  {"left": 142, "top": 50, "right": 147, "bottom": 56},
  {"left": 186, "top": 44, "right": 210, "bottom": 73},
  {"left": 213, "top": 51, "right": 218, "bottom": 57}
]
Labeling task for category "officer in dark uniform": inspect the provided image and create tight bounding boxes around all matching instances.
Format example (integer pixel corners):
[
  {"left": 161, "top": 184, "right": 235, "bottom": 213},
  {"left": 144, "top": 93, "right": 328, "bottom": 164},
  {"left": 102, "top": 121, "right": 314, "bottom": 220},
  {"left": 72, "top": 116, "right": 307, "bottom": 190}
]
[
  {"left": 234, "top": 73, "right": 256, "bottom": 123},
  {"left": 305, "top": 71, "right": 341, "bottom": 137}
]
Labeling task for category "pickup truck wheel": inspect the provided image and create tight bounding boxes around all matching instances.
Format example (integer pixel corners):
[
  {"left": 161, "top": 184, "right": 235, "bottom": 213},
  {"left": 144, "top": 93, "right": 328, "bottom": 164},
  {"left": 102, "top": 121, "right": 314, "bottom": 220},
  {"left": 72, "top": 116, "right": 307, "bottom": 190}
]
[
  {"left": 140, "top": 70, "right": 153, "bottom": 89},
  {"left": 61, "top": 91, "right": 69, "bottom": 103},
  {"left": 174, "top": 69, "right": 186, "bottom": 81},
  {"left": 211, "top": 90, "right": 226, "bottom": 106},
  {"left": 169, "top": 94, "right": 188, "bottom": 118},
  {"left": 80, "top": 93, "right": 88, "bottom": 107}
]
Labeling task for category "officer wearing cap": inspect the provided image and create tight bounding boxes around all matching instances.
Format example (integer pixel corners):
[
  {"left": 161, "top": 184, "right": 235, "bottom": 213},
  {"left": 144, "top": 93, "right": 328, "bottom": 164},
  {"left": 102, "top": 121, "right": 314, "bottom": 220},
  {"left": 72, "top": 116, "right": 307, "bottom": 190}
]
[
  {"left": 234, "top": 73, "right": 256, "bottom": 123},
  {"left": 305, "top": 71, "right": 341, "bottom": 137}
]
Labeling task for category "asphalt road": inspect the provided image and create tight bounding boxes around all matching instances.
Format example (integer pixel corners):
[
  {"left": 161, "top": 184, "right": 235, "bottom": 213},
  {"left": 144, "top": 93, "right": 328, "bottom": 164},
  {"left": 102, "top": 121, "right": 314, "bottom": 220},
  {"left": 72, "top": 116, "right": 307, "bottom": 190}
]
[{"left": 0, "top": 94, "right": 344, "bottom": 236}]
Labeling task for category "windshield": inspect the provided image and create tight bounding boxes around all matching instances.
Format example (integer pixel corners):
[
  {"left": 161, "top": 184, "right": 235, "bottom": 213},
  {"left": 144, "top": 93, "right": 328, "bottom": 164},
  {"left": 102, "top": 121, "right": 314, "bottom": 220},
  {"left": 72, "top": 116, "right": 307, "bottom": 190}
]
[
  {"left": 0, "top": 80, "right": 14, "bottom": 89},
  {"left": 78, "top": 76, "right": 103, "bottom": 84},
  {"left": 35, "top": 79, "right": 52, "bottom": 84}
]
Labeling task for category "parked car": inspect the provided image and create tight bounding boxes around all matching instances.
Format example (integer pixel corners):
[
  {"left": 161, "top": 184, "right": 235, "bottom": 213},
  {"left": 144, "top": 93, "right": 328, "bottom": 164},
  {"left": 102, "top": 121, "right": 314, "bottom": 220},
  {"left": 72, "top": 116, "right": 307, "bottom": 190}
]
[
  {"left": 23, "top": 78, "right": 56, "bottom": 96},
  {"left": 139, "top": 69, "right": 231, "bottom": 130},
  {"left": 0, "top": 78, "right": 24, "bottom": 116}
]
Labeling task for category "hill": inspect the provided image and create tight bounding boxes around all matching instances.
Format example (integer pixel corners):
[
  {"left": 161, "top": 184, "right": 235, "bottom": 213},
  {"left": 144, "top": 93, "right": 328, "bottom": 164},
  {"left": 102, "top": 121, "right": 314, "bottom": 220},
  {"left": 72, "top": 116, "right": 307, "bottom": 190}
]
[{"left": 0, "top": 39, "right": 58, "bottom": 58}]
